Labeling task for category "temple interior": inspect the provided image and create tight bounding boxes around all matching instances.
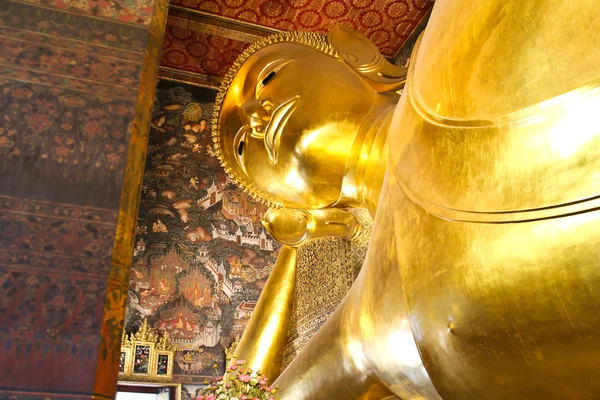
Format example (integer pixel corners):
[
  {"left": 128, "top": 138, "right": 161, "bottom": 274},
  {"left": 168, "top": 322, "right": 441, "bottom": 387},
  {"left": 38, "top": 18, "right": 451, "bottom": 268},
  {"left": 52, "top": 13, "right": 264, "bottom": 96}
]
[{"left": 2, "top": 0, "right": 600, "bottom": 399}]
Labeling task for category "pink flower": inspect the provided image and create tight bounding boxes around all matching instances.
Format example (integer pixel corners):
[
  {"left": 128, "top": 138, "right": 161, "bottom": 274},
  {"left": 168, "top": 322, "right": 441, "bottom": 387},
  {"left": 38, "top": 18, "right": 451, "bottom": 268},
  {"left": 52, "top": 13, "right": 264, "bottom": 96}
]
[
  {"left": 239, "top": 374, "right": 251, "bottom": 383},
  {"left": 206, "top": 396, "right": 217, "bottom": 400},
  {"left": 236, "top": 360, "right": 245, "bottom": 365},
  {"left": 241, "top": 396, "right": 248, "bottom": 400}
]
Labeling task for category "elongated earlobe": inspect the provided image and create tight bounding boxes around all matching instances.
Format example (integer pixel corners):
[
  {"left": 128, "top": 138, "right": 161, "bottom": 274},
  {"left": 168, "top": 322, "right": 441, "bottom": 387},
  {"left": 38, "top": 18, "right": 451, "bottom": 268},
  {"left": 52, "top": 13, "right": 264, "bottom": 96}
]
[{"left": 328, "top": 24, "right": 408, "bottom": 93}]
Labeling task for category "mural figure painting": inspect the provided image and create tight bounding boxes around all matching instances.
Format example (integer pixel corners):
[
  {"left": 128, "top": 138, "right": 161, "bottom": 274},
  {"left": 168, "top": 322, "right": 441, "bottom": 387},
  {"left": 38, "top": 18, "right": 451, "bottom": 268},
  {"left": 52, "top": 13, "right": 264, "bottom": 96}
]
[{"left": 125, "top": 83, "right": 280, "bottom": 390}]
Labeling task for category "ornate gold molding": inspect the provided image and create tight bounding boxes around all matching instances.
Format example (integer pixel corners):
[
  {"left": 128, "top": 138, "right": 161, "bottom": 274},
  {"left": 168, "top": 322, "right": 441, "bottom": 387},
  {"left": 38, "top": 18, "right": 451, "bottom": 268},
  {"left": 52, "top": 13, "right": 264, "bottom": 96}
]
[
  {"left": 119, "top": 321, "right": 176, "bottom": 381},
  {"left": 168, "top": 5, "right": 280, "bottom": 42},
  {"left": 158, "top": 66, "right": 221, "bottom": 89},
  {"left": 94, "top": 0, "right": 169, "bottom": 395}
]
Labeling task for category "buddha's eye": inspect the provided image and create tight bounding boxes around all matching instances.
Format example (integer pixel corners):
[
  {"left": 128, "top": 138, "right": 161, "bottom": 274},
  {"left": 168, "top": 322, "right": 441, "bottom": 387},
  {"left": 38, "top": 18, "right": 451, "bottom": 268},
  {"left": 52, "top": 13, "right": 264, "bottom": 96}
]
[
  {"left": 233, "top": 126, "right": 248, "bottom": 172},
  {"left": 256, "top": 60, "right": 293, "bottom": 98},
  {"left": 262, "top": 71, "right": 276, "bottom": 86}
]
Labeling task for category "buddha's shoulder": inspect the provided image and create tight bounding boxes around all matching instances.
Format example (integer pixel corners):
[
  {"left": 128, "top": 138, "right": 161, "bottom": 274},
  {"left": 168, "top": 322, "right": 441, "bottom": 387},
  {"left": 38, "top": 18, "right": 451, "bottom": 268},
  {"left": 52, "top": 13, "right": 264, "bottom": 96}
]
[
  {"left": 388, "top": 2, "right": 600, "bottom": 222},
  {"left": 409, "top": 0, "right": 600, "bottom": 121}
]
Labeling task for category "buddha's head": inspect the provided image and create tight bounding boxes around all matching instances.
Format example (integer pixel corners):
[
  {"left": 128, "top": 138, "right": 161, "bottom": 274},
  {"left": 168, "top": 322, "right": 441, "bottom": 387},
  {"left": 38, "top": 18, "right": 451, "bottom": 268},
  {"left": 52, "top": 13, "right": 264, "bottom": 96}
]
[{"left": 213, "top": 25, "right": 406, "bottom": 209}]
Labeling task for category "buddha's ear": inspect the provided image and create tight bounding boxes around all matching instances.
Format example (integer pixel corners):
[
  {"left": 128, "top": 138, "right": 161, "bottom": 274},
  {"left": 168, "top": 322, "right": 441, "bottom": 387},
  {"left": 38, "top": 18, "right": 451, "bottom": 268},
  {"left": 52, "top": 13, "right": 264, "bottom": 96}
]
[{"left": 328, "top": 24, "right": 407, "bottom": 93}]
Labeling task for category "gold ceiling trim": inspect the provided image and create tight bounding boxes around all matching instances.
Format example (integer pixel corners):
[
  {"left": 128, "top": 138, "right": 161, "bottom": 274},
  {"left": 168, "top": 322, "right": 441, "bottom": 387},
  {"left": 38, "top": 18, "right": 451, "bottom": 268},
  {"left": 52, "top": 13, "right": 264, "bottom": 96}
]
[
  {"left": 158, "top": 66, "right": 222, "bottom": 89},
  {"left": 168, "top": 14, "right": 262, "bottom": 43},
  {"left": 168, "top": 5, "right": 281, "bottom": 43}
]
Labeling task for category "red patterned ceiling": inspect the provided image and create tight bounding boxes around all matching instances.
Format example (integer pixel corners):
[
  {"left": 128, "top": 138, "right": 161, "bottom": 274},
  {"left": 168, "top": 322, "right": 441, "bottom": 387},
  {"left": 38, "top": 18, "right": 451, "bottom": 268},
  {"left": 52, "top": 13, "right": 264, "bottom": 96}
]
[
  {"left": 161, "top": 23, "right": 249, "bottom": 76},
  {"left": 171, "top": 0, "right": 430, "bottom": 55},
  {"left": 159, "top": 0, "right": 432, "bottom": 79}
]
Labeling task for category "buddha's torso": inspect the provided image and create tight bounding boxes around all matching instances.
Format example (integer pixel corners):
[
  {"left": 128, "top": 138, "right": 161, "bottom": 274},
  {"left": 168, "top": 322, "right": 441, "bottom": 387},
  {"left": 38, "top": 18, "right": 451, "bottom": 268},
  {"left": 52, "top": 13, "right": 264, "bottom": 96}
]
[
  {"left": 380, "top": 0, "right": 600, "bottom": 398},
  {"left": 273, "top": 2, "right": 600, "bottom": 398}
]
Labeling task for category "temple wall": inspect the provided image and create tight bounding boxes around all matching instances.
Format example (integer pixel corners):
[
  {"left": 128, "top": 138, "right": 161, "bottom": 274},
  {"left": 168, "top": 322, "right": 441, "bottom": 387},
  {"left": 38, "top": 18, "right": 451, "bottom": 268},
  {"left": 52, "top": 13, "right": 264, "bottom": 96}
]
[{"left": 0, "top": 0, "right": 167, "bottom": 398}]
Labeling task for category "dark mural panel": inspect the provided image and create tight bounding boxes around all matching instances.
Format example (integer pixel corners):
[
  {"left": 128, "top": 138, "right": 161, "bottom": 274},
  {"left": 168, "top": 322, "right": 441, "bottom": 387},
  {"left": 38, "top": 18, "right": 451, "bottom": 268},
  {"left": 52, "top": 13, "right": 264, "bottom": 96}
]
[
  {"left": 125, "top": 81, "right": 279, "bottom": 389},
  {"left": 0, "top": 0, "right": 163, "bottom": 397},
  {"left": 0, "top": 1, "right": 148, "bottom": 210}
]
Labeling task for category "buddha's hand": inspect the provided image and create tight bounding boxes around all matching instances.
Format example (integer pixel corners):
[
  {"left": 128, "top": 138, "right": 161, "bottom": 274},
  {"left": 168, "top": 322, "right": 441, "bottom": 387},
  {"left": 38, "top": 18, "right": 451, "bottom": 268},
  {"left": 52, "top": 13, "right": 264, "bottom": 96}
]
[{"left": 261, "top": 208, "right": 361, "bottom": 247}]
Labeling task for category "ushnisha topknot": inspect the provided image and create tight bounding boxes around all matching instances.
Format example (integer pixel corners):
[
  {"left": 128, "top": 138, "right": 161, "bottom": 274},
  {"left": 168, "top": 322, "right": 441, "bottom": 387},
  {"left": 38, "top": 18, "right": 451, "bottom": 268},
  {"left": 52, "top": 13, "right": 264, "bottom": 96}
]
[{"left": 211, "top": 31, "right": 339, "bottom": 209}]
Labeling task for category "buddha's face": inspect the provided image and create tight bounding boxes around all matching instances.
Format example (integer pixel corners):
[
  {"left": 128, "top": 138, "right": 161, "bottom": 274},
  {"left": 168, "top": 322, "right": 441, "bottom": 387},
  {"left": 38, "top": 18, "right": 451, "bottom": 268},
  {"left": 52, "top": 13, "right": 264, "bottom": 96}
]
[{"left": 217, "top": 42, "right": 376, "bottom": 209}]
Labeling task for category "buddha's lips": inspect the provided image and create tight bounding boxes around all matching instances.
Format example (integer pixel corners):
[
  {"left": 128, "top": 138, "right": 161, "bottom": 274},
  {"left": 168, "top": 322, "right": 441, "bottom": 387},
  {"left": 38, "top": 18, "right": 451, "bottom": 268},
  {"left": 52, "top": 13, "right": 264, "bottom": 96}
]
[{"left": 264, "top": 95, "right": 299, "bottom": 165}]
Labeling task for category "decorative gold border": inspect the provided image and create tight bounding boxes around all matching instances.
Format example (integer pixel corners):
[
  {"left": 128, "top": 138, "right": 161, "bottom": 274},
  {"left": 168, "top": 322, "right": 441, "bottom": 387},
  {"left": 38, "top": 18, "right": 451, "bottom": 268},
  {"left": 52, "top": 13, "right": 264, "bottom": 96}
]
[
  {"left": 153, "top": 350, "right": 174, "bottom": 379},
  {"left": 167, "top": 12, "right": 266, "bottom": 44},
  {"left": 119, "top": 347, "right": 133, "bottom": 375},
  {"left": 169, "top": 5, "right": 281, "bottom": 38},
  {"left": 93, "top": 0, "right": 169, "bottom": 397},
  {"left": 131, "top": 342, "right": 155, "bottom": 376},
  {"left": 158, "top": 66, "right": 221, "bottom": 89}
]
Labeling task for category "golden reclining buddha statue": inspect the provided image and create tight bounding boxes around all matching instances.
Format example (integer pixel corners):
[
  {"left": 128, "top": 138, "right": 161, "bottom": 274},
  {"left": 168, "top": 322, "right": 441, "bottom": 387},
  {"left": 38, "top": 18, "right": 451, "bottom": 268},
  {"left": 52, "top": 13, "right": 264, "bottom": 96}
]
[{"left": 211, "top": 0, "right": 600, "bottom": 398}]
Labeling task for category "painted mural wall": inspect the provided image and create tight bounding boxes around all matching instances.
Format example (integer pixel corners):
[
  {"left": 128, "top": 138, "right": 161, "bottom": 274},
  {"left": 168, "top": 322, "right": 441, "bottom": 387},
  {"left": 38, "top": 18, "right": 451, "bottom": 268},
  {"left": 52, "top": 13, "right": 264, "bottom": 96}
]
[
  {"left": 0, "top": 0, "right": 166, "bottom": 398},
  {"left": 124, "top": 81, "right": 279, "bottom": 395}
]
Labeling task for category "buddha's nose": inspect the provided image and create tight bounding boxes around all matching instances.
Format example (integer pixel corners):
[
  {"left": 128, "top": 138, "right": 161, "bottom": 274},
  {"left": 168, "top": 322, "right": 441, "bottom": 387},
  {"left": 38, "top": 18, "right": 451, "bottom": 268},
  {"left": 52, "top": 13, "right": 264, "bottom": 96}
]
[{"left": 239, "top": 100, "right": 270, "bottom": 135}]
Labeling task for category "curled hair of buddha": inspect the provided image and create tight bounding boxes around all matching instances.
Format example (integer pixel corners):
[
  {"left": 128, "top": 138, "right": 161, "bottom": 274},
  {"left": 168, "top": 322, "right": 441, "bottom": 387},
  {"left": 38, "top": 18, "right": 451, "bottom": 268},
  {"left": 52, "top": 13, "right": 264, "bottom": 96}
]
[{"left": 211, "top": 31, "right": 339, "bottom": 209}]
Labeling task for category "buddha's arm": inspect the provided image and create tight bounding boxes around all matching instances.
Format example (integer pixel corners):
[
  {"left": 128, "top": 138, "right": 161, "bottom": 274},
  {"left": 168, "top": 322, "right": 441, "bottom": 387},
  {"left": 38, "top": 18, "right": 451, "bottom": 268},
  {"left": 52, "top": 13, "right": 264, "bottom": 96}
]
[
  {"left": 231, "top": 245, "right": 297, "bottom": 382},
  {"left": 232, "top": 208, "right": 362, "bottom": 382}
]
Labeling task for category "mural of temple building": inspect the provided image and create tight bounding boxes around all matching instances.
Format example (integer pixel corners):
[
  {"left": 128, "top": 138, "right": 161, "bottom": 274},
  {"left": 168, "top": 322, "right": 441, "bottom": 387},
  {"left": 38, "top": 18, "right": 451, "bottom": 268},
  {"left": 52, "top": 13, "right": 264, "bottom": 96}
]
[
  {"left": 134, "top": 238, "right": 146, "bottom": 256},
  {"left": 157, "top": 301, "right": 221, "bottom": 348},
  {"left": 197, "top": 179, "right": 223, "bottom": 210},
  {"left": 197, "top": 244, "right": 210, "bottom": 264},
  {"left": 234, "top": 300, "right": 257, "bottom": 320},
  {"left": 222, "top": 190, "right": 267, "bottom": 220},
  {"left": 211, "top": 224, "right": 275, "bottom": 251},
  {"left": 204, "top": 258, "right": 234, "bottom": 299}
]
